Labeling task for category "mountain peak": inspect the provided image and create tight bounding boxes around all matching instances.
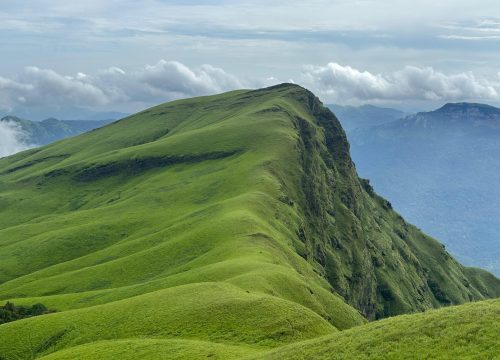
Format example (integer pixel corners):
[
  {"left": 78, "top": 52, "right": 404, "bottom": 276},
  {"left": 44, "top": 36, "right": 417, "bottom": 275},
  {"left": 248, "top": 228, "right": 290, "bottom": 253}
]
[
  {"left": 436, "top": 102, "right": 500, "bottom": 115},
  {"left": 40, "top": 117, "right": 62, "bottom": 125},
  {"left": 400, "top": 102, "right": 500, "bottom": 129},
  {"left": 252, "top": 83, "right": 313, "bottom": 99},
  {"left": 263, "top": 82, "right": 303, "bottom": 91},
  {"left": 0, "top": 115, "right": 23, "bottom": 122}
]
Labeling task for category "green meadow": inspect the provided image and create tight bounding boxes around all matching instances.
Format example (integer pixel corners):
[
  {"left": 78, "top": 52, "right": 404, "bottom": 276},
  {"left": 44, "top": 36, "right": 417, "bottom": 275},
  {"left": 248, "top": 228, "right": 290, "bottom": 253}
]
[
  {"left": 0, "top": 84, "right": 498, "bottom": 359},
  {"left": 255, "top": 298, "right": 500, "bottom": 360}
]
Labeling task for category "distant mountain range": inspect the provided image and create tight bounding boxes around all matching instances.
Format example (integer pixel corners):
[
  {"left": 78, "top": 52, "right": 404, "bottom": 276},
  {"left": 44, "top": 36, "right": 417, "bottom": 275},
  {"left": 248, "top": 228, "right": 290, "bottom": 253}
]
[
  {"left": 327, "top": 104, "right": 405, "bottom": 132},
  {"left": 2, "top": 106, "right": 129, "bottom": 122},
  {"left": 340, "top": 102, "right": 500, "bottom": 275},
  {"left": 0, "top": 116, "right": 116, "bottom": 146}
]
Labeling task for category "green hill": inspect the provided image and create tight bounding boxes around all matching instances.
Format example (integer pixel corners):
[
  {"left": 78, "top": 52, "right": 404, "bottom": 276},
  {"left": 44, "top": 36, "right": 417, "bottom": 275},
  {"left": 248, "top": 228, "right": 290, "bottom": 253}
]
[
  {"left": 0, "top": 84, "right": 498, "bottom": 359},
  {"left": 253, "top": 298, "right": 500, "bottom": 360}
]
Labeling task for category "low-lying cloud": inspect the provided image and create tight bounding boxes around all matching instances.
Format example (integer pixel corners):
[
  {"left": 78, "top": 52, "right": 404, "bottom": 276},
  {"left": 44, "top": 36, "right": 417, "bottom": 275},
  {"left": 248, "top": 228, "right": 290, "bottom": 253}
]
[
  {"left": 301, "top": 62, "right": 500, "bottom": 103},
  {"left": 1, "top": 60, "right": 500, "bottom": 118},
  {"left": 0, "top": 121, "right": 31, "bottom": 157},
  {"left": 0, "top": 60, "right": 245, "bottom": 114}
]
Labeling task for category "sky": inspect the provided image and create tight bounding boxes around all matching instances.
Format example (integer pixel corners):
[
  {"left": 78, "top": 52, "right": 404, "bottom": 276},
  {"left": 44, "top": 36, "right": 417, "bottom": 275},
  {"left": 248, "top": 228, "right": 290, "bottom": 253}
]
[{"left": 1, "top": 0, "right": 500, "bottom": 120}]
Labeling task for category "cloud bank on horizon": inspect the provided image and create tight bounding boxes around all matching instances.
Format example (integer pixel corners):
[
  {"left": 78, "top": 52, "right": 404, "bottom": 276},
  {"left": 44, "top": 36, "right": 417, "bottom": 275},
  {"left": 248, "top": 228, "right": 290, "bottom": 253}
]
[
  {"left": 0, "top": 61, "right": 244, "bottom": 114},
  {"left": 301, "top": 63, "right": 500, "bottom": 102},
  {"left": 1, "top": 60, "right": 500, "bottom": 118}
]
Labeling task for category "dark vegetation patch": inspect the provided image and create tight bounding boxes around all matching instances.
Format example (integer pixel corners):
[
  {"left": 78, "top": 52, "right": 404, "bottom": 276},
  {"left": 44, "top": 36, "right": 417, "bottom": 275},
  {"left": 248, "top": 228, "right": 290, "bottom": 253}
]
[
  {"left": 2, "top": 154, "right": 69, "bottom": 175},
  {"left": 44, "top": 168, "right": 71, "bottom": 178},
  {"left": 248, "top": 232, "right": 274, "bottom": 241},
  {"left": 254, "top": 105, "right": 287, "bottom": 115},
  {"left": 75, "top": 150, "right": 240, "bottom": 182},
  {"left": 123, "top": 128, "right": 170, "bottom": 147},
  {"left": 0, "top": 302, "right": 56, "bottom": 325},
  {"left": 382, "top": 200, "right": 393, "bottom": 210},
  {"left": 360, "top": 178, "right": 375, "bottom": 197},
  {"left": 427, "top": 278, "right": 452, "bottom": 305}
]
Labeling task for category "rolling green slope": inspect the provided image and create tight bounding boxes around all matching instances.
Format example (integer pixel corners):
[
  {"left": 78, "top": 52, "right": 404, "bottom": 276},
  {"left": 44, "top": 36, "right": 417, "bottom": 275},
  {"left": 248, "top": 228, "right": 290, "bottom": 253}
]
[
  {"left": 28, "top": 299, "right": 500, "bottom": 360},
  {"left": 252, "top": 298, "right": 500, "bottom": 360},
  {"left": 0, "top": 84, "right": 498, "bottom": 359}
]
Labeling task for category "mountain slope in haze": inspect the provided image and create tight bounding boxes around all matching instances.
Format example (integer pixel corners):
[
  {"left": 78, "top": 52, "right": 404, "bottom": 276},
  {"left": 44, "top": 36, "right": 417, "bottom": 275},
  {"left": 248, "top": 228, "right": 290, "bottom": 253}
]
[
  {"left": 348, "top": 102, "right": 500, "bottom": 276},
  {"left": 3, "top": 106, "right": 129, "bottom": 123},
  {"left": 0, "top": 85, "right": 498, "bottom": 359},
  {"left": 0, "top": 116, "right": 114, "bottom": 147},
  {"left": 327, "top": 104, "right": 405, "bottom": 133}
]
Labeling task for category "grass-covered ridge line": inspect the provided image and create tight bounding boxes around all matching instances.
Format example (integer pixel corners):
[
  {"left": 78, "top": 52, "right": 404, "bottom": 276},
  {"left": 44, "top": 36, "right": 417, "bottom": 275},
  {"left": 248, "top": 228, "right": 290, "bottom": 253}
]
[
  {"left": 0, "top": 84, "right": 498, "bottom": 358},
  {"left": 252, "top": 298, "right": 500, "bottom": 360}
]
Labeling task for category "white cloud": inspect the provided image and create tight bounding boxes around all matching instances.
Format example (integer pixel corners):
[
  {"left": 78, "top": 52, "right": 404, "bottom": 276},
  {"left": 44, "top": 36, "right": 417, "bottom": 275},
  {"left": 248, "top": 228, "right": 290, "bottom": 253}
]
[
  {"left": 438, "top": 18, "right": 500, "bottom": 41},
  {"left": 0, "top": 77, "right": 34, "bottom": 111},
  {"left": 0, "top": 60, "right": 245, "bottom": 114},
  {"left": 2, "top": 1, "right": 500, "bottom": 99},
  {"left": 2, "top": 59, "right": 500, "bottom": 118},
  {"left": 0, "top": 120, "right": 31, "bottom": 157},
  {"left": 114, "top": 60, "right": 244, "bottom": 101},
  {"left": 301, "top": 63, "right": 500, "bottom": 103}
]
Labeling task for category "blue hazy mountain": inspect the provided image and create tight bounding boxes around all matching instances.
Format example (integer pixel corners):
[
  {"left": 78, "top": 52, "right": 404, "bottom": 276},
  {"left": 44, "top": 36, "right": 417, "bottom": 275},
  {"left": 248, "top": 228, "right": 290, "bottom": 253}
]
[
  {"left": 344, "top": 103, "right": 500, "bottom": 275},
  {"left": 2, "top": 105, "right": 129, "bottom": 122},
  {"left": 0, "top": 116, "right": 115, "bottom": 146},
  {"left": 327, "top": 104, "right": 405, "bottom": 132}
]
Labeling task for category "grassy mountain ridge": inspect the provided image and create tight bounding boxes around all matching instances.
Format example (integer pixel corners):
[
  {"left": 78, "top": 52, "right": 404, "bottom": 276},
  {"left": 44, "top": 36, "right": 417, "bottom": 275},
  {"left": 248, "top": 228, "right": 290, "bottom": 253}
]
[{"left": 0, "top": 84, "right": 498, "bottom": 358}]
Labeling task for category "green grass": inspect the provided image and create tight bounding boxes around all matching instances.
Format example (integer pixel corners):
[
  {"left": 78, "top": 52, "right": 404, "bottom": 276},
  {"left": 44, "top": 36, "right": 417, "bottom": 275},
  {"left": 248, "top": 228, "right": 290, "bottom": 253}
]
[
  {"left": 8, "top": 299, "right": 500, "bottom": 359},
  {"left": 0, "top": 84, "right": 497, "bottom": 359},
  {"left": 0, "top": 283, "right": 337, "bottom": 359},
  {"left": 38, "top": 339, "right": 259, "bottom": 360},
  {"left": 252, "top": 298, "right": 500, "bottom": 360}
]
